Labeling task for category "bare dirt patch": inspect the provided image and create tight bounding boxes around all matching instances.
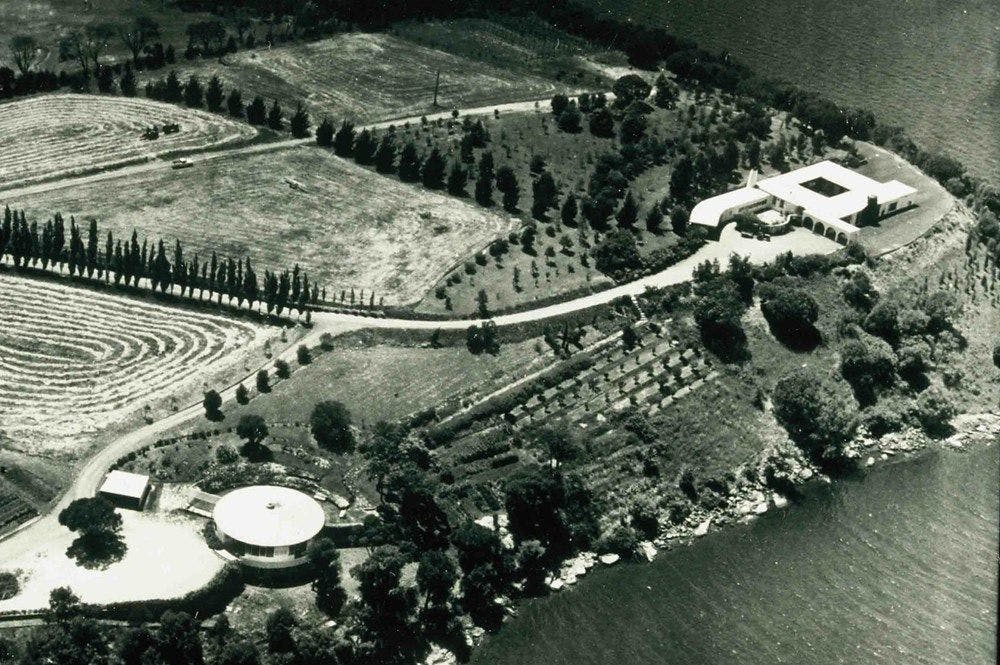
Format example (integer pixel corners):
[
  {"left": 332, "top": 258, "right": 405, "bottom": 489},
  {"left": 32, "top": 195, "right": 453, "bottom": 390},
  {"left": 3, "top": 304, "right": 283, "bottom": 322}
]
[{"left": 0, "top": 485, "right": 222, "bottom": 612}]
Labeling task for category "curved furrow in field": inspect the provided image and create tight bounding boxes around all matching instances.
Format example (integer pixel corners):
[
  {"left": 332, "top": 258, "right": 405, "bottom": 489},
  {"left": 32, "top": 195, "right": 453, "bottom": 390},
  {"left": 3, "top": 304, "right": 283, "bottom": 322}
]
[{"left": 0, "top": 273, "right": 268, "bottom": 451}]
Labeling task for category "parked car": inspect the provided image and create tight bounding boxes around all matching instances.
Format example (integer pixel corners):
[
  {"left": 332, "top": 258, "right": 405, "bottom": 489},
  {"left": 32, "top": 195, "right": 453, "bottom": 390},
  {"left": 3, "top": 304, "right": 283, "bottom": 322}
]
[{"left": 171, "top": 158, "right": 194, "bottom": 169}]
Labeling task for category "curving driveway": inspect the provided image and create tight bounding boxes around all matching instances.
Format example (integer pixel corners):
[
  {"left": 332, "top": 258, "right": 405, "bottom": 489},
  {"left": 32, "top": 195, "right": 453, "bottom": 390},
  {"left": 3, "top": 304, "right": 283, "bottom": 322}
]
[{"left": 0, "top": 94, "right": 840, "bottom": 608}]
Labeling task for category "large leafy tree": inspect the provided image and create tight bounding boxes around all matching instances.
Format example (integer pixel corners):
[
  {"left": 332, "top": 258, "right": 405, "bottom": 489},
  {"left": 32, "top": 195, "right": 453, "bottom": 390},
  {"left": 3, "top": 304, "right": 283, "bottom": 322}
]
[
  {"left": 773, "top": 369, "right": 857, "bottom": 464},
  {"left": 351, "top": 546, "right": 420, "bottom": 664},
  {"left": 9, "top": 35, "right": 38, "bottom": 75},
  {"left": 307, "top": 538, "right": 347, "bottom": 616},
  {"left": 310, "top": 400, "right": 354, "bottom": 452}
]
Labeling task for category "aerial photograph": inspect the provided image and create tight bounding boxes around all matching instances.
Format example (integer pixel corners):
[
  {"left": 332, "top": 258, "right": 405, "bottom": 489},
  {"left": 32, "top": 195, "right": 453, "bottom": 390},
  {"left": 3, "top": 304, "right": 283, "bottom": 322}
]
[{"left": 0, "top": 1, "right": 997, "bottom": 664}]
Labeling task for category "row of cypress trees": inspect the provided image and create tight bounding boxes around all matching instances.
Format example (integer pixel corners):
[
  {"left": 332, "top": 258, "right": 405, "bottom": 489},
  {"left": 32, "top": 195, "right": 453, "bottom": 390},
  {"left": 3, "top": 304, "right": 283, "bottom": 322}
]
[{"left": 0, "top": 206, "right": 319, "bottom": 316}]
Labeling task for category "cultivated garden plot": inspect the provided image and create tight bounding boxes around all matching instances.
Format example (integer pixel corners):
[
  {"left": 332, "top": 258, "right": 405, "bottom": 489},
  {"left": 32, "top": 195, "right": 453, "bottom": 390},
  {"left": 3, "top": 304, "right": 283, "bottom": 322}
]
[
  {"left": 14, "top": 146, "right": 518, "bottom": 305},
  {"left": 0, "top": 94, "right": 257, "bottom": 187},
  {"left": 0, "top": 273, "right": 270, "bottom": 457},
  {"left": 146, "top": 32, "right": 564, "bottom": 124}
]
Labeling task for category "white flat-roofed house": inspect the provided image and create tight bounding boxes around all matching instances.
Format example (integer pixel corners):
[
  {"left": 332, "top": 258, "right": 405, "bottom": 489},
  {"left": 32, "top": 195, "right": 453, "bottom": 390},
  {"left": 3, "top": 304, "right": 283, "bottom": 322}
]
[
  {"left": 690, "top": 160, "right": 917, "bottom": 244},
  {"left": 98, "top": 470, "right": 151, "bottom": 511}
]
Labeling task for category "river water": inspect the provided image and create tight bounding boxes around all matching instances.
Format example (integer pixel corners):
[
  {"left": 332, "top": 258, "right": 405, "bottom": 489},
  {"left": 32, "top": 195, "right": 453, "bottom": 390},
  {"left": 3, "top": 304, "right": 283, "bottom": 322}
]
[
  {"left": 588, "top": 0, "right": 1000, "bottom": 184},
  {"left": 473, "top": 444, "right": 999, "bottom": 664}
]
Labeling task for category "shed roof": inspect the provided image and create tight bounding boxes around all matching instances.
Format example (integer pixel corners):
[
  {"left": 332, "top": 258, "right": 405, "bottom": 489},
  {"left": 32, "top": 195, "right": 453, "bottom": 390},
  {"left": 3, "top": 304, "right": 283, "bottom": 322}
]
[{"left": 99, "top": 470, "right": 150, "bottom": 499}]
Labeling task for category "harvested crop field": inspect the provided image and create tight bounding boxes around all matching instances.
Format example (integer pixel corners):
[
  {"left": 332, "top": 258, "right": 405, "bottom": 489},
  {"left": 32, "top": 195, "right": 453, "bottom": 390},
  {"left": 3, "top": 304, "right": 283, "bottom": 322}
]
[
  {"left": 147, "top": 32, "right": 565, "bottom": 124},
  {"left": 12, "top": 146, "right": 518, "bottom": 304},
  {"left": 0, "top": 94, "right": 257, "bottom": 187},
  {"left": 0, "top": 273, "right": 269, "bottom": 457}
]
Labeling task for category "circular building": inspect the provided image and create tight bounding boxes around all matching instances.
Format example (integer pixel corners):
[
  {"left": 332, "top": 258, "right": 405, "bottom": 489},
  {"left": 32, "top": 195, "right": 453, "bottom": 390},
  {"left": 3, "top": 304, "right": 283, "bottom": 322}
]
[{"left": 213, "top": 485, "right": 325, "bottom": 569}]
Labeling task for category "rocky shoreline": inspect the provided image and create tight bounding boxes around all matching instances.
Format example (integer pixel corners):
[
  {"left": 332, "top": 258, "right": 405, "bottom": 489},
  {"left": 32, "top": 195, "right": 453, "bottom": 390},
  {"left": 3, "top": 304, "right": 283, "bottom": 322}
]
[{"left": 425, "top": 411, "right": 998, "bottom": 665}]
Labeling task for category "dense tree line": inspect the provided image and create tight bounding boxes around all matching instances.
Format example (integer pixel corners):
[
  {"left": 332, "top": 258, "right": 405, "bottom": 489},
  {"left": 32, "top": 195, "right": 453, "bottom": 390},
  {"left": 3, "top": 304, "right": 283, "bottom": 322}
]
[
  {"left": 143, "top": 70, "right": 311, "bottom": 136},
  {"left": 0, "top": 206, "right": 318, "bottom": 316}
]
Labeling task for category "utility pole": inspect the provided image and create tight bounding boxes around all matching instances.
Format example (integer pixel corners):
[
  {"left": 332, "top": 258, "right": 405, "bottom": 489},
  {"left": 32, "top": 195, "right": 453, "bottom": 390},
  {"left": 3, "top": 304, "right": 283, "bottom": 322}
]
[{"left": 433, "top": 69, "right": 441, "bottom": 107}]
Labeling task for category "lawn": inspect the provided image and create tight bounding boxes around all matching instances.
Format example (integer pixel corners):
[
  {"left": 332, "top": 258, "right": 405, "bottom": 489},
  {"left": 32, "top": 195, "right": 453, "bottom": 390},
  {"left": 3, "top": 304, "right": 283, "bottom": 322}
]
[
  {"left": 139, "top": 31, "right": 569, "bottom": 126},
  {"left": 188, "top": 335, "right": 555, "bottom": 432},
  {"left": 11, "top": 146, "right": 517, "bottom": 305},
  {"left": 0, "top": 94, "right": 257, "bottom": 188}
]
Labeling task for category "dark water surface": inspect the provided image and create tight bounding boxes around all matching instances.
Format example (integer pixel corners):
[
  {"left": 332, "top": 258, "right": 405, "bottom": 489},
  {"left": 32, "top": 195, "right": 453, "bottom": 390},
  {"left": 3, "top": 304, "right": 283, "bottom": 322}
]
[
  {"left": 473, "top": 444, "right": 999, "bottom": 665},
  {"left": 589, "top": 0, "right": 1000, "bottom": 184},
  {"left": 473, "top": 5, "right": 999, "bottom": 661}
]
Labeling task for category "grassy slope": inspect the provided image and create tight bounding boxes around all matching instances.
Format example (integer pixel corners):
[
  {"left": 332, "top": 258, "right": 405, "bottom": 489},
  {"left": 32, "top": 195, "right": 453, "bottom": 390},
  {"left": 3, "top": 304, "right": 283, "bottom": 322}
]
[
  {"left": 139, "top": 335, "right": 555, "bottom": 503},
  {"left": 873, "top": 205, "right": 1000, "bottom": 412},
  {"left": 391, "top": 15, "right": 607, "bottom": 90},
  {"left": 213, "top": 337, "right": 554, "bottom": 429},
  {"left": 406, "top": 106, "right": 693, "bottom": 314},
  {"left": 138, "top": 31, "right": 569, "bottom": 125},
  {"left": 12, "top": 146, "right": 517, "bottom": 305}
]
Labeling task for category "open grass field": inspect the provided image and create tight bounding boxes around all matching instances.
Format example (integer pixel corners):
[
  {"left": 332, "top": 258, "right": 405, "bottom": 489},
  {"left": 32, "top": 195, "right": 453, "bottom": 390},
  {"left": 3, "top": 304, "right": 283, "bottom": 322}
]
[
  {"left": 11, "top": 146, "right": 517, "bottom": 305},
  {"left": 140, "top": 31, "right": 569, "bottom": 126},
  {"left": 0, "top": 94, "right": 257, "bottom": 188},
  {"left": 391, "top": 16, "right": 608, "bottom": 90},
  {"left": 0, "top": 272, "right": 270, "bottom": 458},
  {"left": 180, "top": 335, "right": 554, "bottom": 433}
]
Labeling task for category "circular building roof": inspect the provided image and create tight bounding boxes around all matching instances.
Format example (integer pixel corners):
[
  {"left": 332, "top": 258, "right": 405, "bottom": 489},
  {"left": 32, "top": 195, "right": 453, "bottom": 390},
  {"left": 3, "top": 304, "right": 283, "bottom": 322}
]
[{"left": 213, "top": 485, "right": 325, "bottom": 548}]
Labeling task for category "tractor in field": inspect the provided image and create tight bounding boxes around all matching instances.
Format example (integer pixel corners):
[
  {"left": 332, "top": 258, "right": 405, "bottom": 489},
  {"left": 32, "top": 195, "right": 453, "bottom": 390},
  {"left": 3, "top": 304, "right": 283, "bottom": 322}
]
[
  {"left": 163, "top": 123, "right": 181, "bottom": 135},
  {"left": 142, "top": 126, "right": 160, "bottom": 140}
]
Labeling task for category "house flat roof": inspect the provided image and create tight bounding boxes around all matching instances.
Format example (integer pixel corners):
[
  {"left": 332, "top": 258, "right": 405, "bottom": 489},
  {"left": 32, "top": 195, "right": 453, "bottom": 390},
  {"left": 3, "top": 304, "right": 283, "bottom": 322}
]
[
  {"left": 99, "top": 470, "right": 150, "bottom": 499},
  {"left": 690, "top": 187, "right": 769, "bottom": 227},
  {"left": 755, "top": 160, "right": 916, "bottom": 221},
  {"left": 213, "top": 485, "right": 325, "bottom": 548}
]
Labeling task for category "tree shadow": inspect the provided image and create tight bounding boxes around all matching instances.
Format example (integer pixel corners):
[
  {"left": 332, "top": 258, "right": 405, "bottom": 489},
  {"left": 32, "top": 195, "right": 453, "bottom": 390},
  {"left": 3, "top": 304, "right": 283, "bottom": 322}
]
[
  {"left": 205, "top": 409, "right": 225, "bottom": 422},
  {"left": 702, "top": 328, "right": 751, "bottom": 363},
  {"left": 767, "top": 322, "right": 823, "bottom": 352},
  {"left": 240, "top": 441, "right": 273, "bottom": 462},
  {"left": 66, "top": 532, "right": 126, "bottom": 569}
]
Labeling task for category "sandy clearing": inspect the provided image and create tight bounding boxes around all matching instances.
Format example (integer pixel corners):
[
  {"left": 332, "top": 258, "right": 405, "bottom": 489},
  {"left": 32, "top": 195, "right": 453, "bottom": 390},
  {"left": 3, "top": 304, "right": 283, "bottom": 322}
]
[{"left": 0, "top": 485, "right": 222, "bottom": 612}]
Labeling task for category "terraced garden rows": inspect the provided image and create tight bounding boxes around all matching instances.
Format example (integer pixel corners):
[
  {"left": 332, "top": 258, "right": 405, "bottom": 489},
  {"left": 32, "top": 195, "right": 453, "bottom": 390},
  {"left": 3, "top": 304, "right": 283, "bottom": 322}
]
[
  {"left": 436, "top": 321, "right": 715, "bottom": 488},
  {"left": 0, "top": 273, "right": 267, "bottom": 454},
  {"left": 0, "top": 484, "right": 36, "bottom": 536},
  {"left": 509, "top": 326, "right": 715, "bottom": 430},
  {"left": 0, "top": 94, "right": 257, "bottom": 187}
]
